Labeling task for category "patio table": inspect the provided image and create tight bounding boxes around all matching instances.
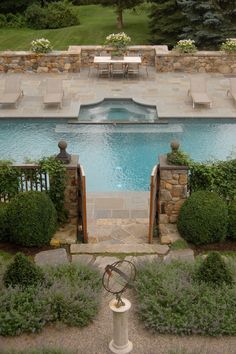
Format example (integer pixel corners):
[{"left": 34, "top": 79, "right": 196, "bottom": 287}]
[{"left": 94, "top": 56, "right": 142, "bottom": 64}]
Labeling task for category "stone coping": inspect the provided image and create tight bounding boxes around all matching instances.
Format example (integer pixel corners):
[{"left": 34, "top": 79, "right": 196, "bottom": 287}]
[
  {"left": 159, "top": 155, "right": 189, "bottom": 170},
  {"left": 156, "top": 49, "right": 236, "bottom": 57}
]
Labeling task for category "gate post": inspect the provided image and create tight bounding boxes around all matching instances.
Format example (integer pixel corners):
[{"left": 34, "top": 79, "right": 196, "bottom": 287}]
[
  {"left": 56, "top": 141, "right": 79, "bottom": 225},
  {"left": 158, "top": 142, "right": 189, "bottom": 244}
]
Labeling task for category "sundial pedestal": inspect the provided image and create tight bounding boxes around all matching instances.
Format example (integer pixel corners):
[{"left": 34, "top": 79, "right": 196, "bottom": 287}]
[{"left": 109, "top": 297, "right": 133, "bottom": 354}]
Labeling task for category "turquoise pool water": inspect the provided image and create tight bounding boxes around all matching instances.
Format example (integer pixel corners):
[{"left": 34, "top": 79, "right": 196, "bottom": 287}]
[
  {"left": 78, "top": 98, "right": 158, "bottom": 122},
  {"left": 0, "top": 119, "right": 236, "bottom": 191}
]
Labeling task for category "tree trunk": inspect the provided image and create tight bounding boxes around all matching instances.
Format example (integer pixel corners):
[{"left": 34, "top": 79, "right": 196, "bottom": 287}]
[{"left": 116, "top": 8, "right": 124, "bottom": 29}]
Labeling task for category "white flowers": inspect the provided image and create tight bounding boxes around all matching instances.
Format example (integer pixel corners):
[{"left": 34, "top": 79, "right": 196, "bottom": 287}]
[
  {"left": 174, "top": 39, "right": 197, "bottom": 53},
  {"left": 105, "top": 32, "right": 131, "bottom": 50},
  {"left": 220, "top": 39, "right": 236, "bottom": 53},
  {"left": 31, "top": 38, "right": 53, "bottom": 53}
]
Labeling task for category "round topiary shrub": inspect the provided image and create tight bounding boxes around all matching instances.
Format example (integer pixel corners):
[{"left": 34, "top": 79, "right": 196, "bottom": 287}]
[
  {"left": 0, "top": 203, "right": 9, "bottom": 242},
  {"left": 194, "top": 252, "right": 233, "bottom": 287},
  {"left": 228, "top": 200, "right": 236, "bottom": 240},
  {"left": 177, "top": 191, "right": 228, "bottom": 245},
  {"left": 3, "top": 252, "right": 45, "bottom": 289},
  {"left": 8, "top": 191, "right": 57, "bottom": 247}
]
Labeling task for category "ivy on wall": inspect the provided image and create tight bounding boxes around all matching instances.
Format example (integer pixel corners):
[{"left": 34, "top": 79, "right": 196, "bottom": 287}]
[
  {"left": 0, "top": 157, "right": 67, "bottom": 223},
  {"left": 190, "top": 159, "right": 236, "bottom": 202}
]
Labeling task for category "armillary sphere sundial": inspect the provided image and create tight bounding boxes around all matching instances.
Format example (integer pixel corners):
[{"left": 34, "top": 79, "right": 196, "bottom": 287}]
[{"left": 102, "top": 260, "right": 136, "bottom": 307}]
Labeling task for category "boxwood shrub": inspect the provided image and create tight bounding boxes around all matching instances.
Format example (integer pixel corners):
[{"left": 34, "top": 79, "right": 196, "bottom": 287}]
[
  {"left": 194, "top": 252, "right": 233, "bottom": 287},
  {"left": 0, "top": 203, "right": 9, "bottom": 242},
  {"left": 228, "top": 200, "right": 236, "bottom": 240},
  {"left": 7, "top": 191, "right": 57, "bottom": 247},
  {"left": 4, "top": 253, "right": 45, "bottom": 289},
  {"left": 177, "top": 191, "right": 228, "bottom": 245}
]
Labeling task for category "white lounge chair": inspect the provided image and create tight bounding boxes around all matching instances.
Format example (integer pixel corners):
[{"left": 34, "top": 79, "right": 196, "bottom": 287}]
[
  {"left": 43, "top": 78, "right": 64, "bottom": 108},
  {"left": 227, "top": 78, "right": 236, "bottom": 104},
  {"left": 0, "top": 77, "right": 23, "bottom": 108},
  {"left": 188, "top": 77, "right": 212, "bottom": 109}
]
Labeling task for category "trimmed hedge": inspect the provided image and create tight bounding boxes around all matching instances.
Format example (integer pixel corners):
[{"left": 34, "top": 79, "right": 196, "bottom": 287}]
[
  {"left": 177, "top": 191, "right": 228, "bottom": 245},
  {"left": 228, "top": 200, "right": 236, "bottom": 240},
  {"left": 194, "top": 252, "right": 233, "bottom": 287},
  {"left": 7, "top": 191, "right": 57, "bottom": 247},
  {"left": 4, "top": 253, "right": 45, "bottom": 289}
]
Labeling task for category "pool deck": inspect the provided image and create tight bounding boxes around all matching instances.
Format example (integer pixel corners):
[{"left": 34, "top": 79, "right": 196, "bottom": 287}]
[{"left": 0, "top": 68, "right": 235, "bottom": 119}]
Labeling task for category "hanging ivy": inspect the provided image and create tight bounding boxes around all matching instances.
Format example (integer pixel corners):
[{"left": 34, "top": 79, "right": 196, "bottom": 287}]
[{"left": 39, "top": 157, "right": 68, "bottom": 223}]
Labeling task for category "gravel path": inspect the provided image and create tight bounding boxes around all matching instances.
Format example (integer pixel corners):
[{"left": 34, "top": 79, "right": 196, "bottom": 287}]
[{"left": 1, "top": 290, "right": 236, "bottom": 354}]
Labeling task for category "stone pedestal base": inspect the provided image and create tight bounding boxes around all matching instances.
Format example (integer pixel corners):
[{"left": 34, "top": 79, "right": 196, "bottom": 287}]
[{"left": 109, "top": 298, "right": 133, "bottom": 354}]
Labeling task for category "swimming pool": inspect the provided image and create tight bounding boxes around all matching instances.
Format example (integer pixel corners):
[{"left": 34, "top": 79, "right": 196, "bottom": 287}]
[{"left": 0, "top": 119, "right": 235, "bottom": 191}]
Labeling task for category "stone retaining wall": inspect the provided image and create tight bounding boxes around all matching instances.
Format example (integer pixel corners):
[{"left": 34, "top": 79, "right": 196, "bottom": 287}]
[
  {"left": 0, "top": 50, "right": 81, "bottom": 73},
  {"left": 0, "top": 46, "right": 235, "bottom": 74},
  {"left": 155, "top": 50, "right": 236, "bottom": 74}
]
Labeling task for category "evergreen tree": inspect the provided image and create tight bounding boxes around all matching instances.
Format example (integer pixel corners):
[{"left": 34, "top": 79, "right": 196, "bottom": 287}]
[
  {"left": 149, "top": 0, "right": 187, "bottom": 47},
  {"left": 97, "top": 0, "right": 144, "bottom": 29},
  {"left": 177, "top": 0, "right": 226, "bottom": 48}
]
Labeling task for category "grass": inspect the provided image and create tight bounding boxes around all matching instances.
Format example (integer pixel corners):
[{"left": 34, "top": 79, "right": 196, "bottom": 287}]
[
  {"left": 0, "top": 5, "right": 149, "bottom": 51},
  {"left": 170, "top": 239, "right": 189, "bottom": 250},
  {"left": 0, "top": 250, "right": 14, "bottom": 263}
]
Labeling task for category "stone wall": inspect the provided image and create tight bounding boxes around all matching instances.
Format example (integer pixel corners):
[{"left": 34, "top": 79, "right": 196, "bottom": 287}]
[
  {"left": 0, "top": 46, "right": 235, "bottom": 74},
  {"left": 158, "top": 155, "right": 188, "bottom": 225},
  {"left": 64, "top": 155, "right": 79, "bottom": 226},
  {"left": 155, "top": 50, "right": 236, "bottom": 74},
  {"left": 73, "top": 45, "right": 166, "bottom": 67},
  {"left": 0, "top": 50, "right": 81, "bottom": 73}
]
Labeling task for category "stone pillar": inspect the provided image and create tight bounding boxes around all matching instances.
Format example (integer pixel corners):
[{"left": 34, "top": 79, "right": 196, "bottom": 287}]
[
  {"left": 158, "top": 143, "right": 189, "bottom": 242},
  {"left": 56, "top": 141, "right": 79, "bottom": 225},
  {"left": 109, "top": 298, "right": 133, "bottom": 354}
]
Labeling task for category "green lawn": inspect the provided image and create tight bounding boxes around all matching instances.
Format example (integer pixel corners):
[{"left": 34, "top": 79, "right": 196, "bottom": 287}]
[{"left": 0, "top": 5, "right": 149, "bottom": 51}]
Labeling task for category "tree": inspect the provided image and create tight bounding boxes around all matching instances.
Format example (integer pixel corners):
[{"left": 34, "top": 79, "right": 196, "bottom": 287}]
[
  {"left": 97, "top": 0, "right": 144, "bottom": 29},
  {"left": 149, "top": 0, "right": 187, "bottom": 47},
  {"left": 177, "top": 0, "right": 226, "bottom": 49}
]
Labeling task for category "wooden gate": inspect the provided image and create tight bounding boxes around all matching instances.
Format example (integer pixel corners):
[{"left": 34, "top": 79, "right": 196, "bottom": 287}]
[
  {"left": 77, "top": 165, "right": 88, "bottom": 243},
  {"left": 148, "top": 164, "right": 160, "bottom": 243}
]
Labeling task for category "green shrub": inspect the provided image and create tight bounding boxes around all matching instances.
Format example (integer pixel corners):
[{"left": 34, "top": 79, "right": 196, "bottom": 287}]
[
  {"left": 3, "top": 253, "right": 45, "bottom": 289},
  {"left": 8, "top": 191, "right": 57, "bottom": 247},
  {"left": 0, "top": 263, "right": 101, "bottom": 336},
  {"left": 194, "top": 252, "right": 233, "bottom": 287},
  {"left": 0, "top": 286, "right": 51, "bottom": 336},
  {"left": 177, "top": 191, "right": 228, "bottom": 245},
  {"left": 136, "top": 260, "right": 236, "bottom": 336},
  {"left": 167, "top": 150, "right": 190, "bottom": 166},
  {"left": 5, "top": 13, "right": 25, "bottom": 28},
  {"left": 0, "top": 14, "right": 7, "bottom": 28},
  {"left": 25, "top": 1, "right": 79, "bottom": 30},
  {"left": 25, "top": 3, "right": 48, "bottom": 29},
  {"left": 0, "top": 203, "right": 9, "bottom": 242},
  {"left": 46, "top": 1, "right": 79, "bottom": 29},
  {"left": 228, "top": 200, "right": 236, "bottom": 240}
]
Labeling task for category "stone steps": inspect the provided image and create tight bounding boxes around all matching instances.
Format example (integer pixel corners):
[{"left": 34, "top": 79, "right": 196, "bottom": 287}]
[{"left": 70, "top": 243, "right": 169, "bottom": 255}]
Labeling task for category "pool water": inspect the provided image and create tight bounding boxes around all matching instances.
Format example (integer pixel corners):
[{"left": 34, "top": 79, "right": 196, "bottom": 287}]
[
  {"left": 78, "top": 98, "right": 158, "bottom": 122},
  {"left": 0, "top": 119, "right": 236, "bottom": 191}
]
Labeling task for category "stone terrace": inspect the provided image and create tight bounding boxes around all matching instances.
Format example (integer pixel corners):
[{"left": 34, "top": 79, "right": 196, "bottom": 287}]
[{"left": 0, "top": 69, "right": 236, "bottom": 119}]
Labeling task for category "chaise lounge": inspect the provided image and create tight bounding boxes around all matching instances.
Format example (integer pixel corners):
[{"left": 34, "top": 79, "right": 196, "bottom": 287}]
[
  {"left": 188, "top": 76, "right": 212, "bottom": 109},
  {"left": 0, "top": 77, "right": 23, "bottom": 108},
  {"left": 227, "top": 78, "right": 236, "bottom": 104},
  {"left": 43, "top": 78, "right": 64, "bottom": 108}
]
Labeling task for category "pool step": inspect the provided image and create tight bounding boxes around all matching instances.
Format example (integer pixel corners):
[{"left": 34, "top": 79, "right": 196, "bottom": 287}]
[{"left": 70, "top": 243, "right": 169, "bottom": 256}]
